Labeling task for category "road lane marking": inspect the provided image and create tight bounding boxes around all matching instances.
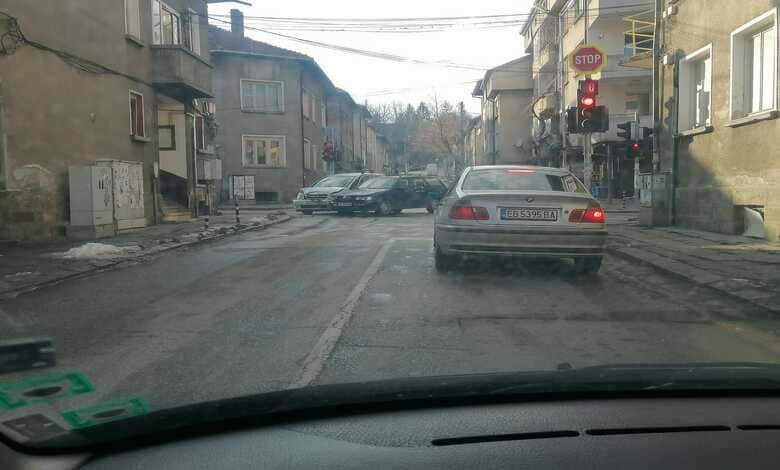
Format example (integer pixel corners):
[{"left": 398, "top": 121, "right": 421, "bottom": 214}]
[{"left": 290, "top": 239, "right": 395, "bottom": 389}]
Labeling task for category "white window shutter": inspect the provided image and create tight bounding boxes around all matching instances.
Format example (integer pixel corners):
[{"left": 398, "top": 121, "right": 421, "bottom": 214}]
[{"left": 190, "top": 11, "right": 201, "bottom": 55}]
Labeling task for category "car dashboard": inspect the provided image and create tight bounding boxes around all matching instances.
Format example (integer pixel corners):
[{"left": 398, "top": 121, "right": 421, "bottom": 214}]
[{"left": 3, "top": 396, "right": 780, "bottom": 469}]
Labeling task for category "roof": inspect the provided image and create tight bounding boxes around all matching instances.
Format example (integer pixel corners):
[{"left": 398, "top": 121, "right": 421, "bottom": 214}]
[
  {"left": 472, "top": 79, "right": 484, "bottom": 97},
  {"left": 209, "top": 25, "right": 336, "bottom": 92}
]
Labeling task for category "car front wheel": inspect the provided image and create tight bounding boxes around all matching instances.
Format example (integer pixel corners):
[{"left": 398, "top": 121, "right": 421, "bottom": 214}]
[{"left": 376, "top": 200, "right": 393, "bottom": 216}]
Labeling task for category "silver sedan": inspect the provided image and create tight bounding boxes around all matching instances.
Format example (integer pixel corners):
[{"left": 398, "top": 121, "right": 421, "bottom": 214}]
[{"left": 433, "top": 165, "right": 607, "bottom": 274}]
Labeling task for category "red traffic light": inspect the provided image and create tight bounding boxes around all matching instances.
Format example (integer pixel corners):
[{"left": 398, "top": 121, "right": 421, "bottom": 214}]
[
  {"left": 582, "top": 79, "right": 598, "bottom": 95},
  {"left": 580, "top": 96, "right": 596, "bottom": 108},
  {"left": 631, "top": 143, "right": 641, "bottom": 150}
]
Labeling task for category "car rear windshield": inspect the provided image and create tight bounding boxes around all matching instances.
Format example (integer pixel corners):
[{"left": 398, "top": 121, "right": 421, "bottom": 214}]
[
  {"left": 462, "top": 169, "right": 582, "bottom": 192},
  {"left": 359, "top": 177, "right": 398, "bottom": 189},
  {"left": 314, "top": 175, "right": 355, "bottom": 187}
]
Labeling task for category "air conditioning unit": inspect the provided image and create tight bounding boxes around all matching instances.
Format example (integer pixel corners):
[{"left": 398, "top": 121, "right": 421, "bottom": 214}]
[{"left": 663, "top": 5, "right": 678, "bottom": 18}]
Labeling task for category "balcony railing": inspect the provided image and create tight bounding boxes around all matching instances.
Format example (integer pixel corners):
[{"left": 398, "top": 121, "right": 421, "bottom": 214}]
[{"left": 622, "top": 10, "right": 654, "bottom": 69}]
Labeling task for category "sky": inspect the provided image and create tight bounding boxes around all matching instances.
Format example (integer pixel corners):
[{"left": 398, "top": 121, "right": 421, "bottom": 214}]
[{"left": 207, "top": 0, "right": 535, "bottom": 114}]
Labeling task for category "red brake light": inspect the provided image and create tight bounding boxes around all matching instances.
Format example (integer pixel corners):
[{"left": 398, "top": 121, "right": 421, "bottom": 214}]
[
  {"left": 569, "top": 206, "right": 605, "bottom": 223},
  {"left": 450, "top": 205, "right": 490, "bottom": 220}
]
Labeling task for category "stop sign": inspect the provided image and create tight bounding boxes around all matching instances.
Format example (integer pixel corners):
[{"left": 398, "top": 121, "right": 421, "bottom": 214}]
[{"left": 570, "top": 44, "right": 608, "bottom": 75}]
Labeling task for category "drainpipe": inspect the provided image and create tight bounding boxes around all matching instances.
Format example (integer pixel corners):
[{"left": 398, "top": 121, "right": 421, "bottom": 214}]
[{"left": 300, "top": 67, "right": 306, "bottom": 188}]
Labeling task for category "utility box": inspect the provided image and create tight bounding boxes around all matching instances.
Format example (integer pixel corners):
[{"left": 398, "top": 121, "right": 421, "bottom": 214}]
[
  {"left": 67, "top": 160, "right": 146, "bottom": 238},
  {"left": 68, "top": 165, "right": 115, "bottom": 238}
]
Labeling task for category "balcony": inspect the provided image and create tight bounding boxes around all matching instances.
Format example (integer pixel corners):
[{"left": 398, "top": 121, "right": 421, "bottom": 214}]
[
  {"left": 151, "top": 45, "right": 213, "bottom": 101},
  {"left": 620, "top": 10, "right": 654, "bottom": 69},
  {"left": 536, "top": 42, "right": 559, "bottom": 72}
]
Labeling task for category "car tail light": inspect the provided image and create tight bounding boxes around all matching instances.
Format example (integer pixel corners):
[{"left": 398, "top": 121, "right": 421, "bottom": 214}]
[
  {"left": 569, "top": 205, "right": 605, "bottom": 223},
  {"left": 449, "top": 205, "right": 490, "bottom": 220}
]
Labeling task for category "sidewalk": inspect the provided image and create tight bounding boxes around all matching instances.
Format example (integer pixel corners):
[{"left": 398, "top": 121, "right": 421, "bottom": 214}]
[
  {"left": 0, "top": 211, "right": 294, "bottom": 299},
  {"left": 607, "top": 221, "right": 780, "bottom": 315}
]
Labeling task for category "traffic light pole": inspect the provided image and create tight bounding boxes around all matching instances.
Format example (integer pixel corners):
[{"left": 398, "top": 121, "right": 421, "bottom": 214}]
[
  {"left": 607, "top": 143, "right": 613, "bottom": 204},
  {"left": 583, "top": 133, "right": 593, "bottom": 191}
]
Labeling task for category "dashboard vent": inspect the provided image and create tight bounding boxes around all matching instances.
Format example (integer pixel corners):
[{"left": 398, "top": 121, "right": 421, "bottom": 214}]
[
  {"left": 432, "top": 430, "right": 579, "bottom": 446},
  {"left": 586, "top": 426, "right": 730, "bottom": 436}
]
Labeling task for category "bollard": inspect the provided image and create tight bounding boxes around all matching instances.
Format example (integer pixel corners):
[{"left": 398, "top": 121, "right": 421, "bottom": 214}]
[
  {"left": 621, "top": 191, "right": 627, "bottom": 210},
  {"left": 204, "top": 216, "right": 209, "bottom": 231},
  {"left": 235, "top": 201, "right": 240, "bottom": 225}
]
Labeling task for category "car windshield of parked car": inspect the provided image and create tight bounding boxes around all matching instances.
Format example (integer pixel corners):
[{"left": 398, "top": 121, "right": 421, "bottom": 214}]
[
  {"left": 314, "top": 175, "right": 355, "bottom": 188},
  {"left": 462, "top": 169, "right": 567, "bottom": 192},
  {"left": 359, "top": 177, "right": 397, "bottom": 189}
]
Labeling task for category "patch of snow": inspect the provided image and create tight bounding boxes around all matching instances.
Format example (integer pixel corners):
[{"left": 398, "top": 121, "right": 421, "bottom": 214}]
[
  {"left": 249, "top": 217, "right": 268, "bottom": 223},
  {"left": 4, "top": 271, "right": 38, "bottom": 279},
  {"left": 60, "top": 243, "right": 141, "bottom": 259}
]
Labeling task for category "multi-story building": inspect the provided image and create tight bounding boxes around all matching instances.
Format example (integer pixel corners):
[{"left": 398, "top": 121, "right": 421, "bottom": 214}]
[
  {"left": 463, "top": 117, "right": 484, "bottom": 167},
  {"left": 471, "top": 56, "right": 535, "bottom": 166},
  {"left": 654, "top": 0, "right": 780, "bottom": 239},
  {"left": 0, "top": 0, "right": 213, "bottom": 240},
  {"left": 523, "top": 0, "right": 653, "bottom": 195},
  {"left": 326, "top": 88, "right": 358, "bottom": 171},
  {"left": 209, "top": 10, "right": 332, "bottom": 204}
]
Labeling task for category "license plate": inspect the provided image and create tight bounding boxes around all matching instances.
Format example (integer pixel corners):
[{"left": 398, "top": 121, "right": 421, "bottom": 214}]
[
  {"left": 500, "top": 207, "right": 559, "bottom": 221},
  {"left": 337, "top": 202, "right": 353, "bottom": 207}
]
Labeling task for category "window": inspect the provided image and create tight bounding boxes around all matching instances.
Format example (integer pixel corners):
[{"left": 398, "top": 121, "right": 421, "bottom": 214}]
[
  {"left": 129, "top": 91, "right": 145, "bottom": 137},
  {"left": 243, "top": 135, "right": 286, "bottom": 167},
  {"left": 158, "top": 125, "right": 175, "bottom": 150},
  {"left": 186, "top": 10, "right": 201, "bottom": 55},
  {"left": 311, "top": 95, "right": 318, "bottom": 123},
  {"left": 313, "top": 142, "right": 320, "bottom": 169},
  {"left": 303, "top": 90, "right": 311, "bottom": 119},
  {"left": 321, "top": 102, "right": 327, "bottom": 129},
  {"left": 195, "top": 115, "right": 206, "bottom": 151},
  {"left": 241, "top": 80, "right": 284, "bottom": 113},
  {"left": 730, "top": 9, "right": 778, "bottom": 119},
  {"left": 124, "top": 0, "right": 141, "bottom": 39},
  {"left": 304, "top": 138, "right": 312, "bottom": 169},
  {"left": 679, "top": 45, "right": 713, "bottom": 131},
  {"left": 574, "top": 0, "right": 587, "bottom": 18},
  {"left": 152, "top": 0, "right": 181, "bottom": 45}
]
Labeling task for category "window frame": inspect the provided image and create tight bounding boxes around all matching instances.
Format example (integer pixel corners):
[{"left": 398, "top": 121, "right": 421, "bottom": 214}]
[
  {"left": 195, "top": 114, "right": 206, "bottom": 151},
  {"left": 129, "top": 91, "right": 145, "bottom": 138},
  {"left": 158, "top": 125, "right": 176, "bottom": 150},
  {"left": 678, "top": 44, "right": 713, "bottom": 132},
  {"left": 303, "top": 89, "right": 311, "bottom": 119},
  {"left": 152, "top": 0, "right": 181, "bottom": 46},
  {"left": 240, "top": 79, "right": 285, "bottom": 113},
  {"left": 242, "top": 135, "right": 287, "bottom": 168},
  {"left": 321, "top": 102, "right": 327, "bottom": 129},
  {"left": 303, "top": 138, "right": 312, "bottom": 169},
  {"left": 124, "top": 0, "right": 141, "bottom": 40},
  {"left": 729, "top": 8, "right": 778, "bottom": 120}
]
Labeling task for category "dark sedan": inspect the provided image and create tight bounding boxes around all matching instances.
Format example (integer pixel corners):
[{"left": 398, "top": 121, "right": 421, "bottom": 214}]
[{"left": 332, "top": 175, "right": 448, "bottom": 216}]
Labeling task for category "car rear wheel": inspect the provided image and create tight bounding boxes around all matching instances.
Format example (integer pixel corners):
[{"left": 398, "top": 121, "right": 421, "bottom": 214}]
[
  {"left": 302, "top": 210, "right": 313, "bottom": 215},
  {"left": 435, "top": 247, "right": 457, "bottom": 272},
  {"left": 574, "top": 256, "right": 602, "bottom": 275},
  {"left": 425, "top": 200, "right": 434, "bottom": 213}
]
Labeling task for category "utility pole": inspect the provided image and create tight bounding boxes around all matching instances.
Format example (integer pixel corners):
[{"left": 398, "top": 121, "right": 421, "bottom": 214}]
[
  {"left": 607, "top": 144, "right": 613, "bottom": 204},
  {"left": 558, "top": 10, "right": 567, "bottom": 168},
  {"left": 582, "top": 0, "right": 593, "bottom": 191}
]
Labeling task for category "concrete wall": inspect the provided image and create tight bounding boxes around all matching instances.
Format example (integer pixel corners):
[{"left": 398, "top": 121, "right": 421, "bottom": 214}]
[
  {"left": 0, "top": 0, "right": 210, "bottom": 240},
  {"left": 496, "top": 90, "right": 534, "bottom": 164},
  {"left": 659, "top": 0, "right": 780, "bottom": 239},
  {"left": 212, "top": 53, "right": 306, "bottom": 203}
]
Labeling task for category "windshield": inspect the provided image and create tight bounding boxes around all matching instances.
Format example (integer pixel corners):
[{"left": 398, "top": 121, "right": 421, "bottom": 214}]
[
  {"left": 462, "top": 169, "right": 569, "bottom": 192},
  {"left": 314, "top": 175, "right": 356, "bottom": 188},
  {"left": 3, "top": 0, "right": 780, "bottom": 452},
  {"left": 359, "top": 177, "right": 397, "bottom": 189}
]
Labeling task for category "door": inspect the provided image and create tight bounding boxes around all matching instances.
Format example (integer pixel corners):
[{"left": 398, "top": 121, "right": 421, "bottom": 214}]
[
  {"left": 408, "top": 177, "right": 430, "bottom": 208},
  {"left": 231, "top": 175, "right": 255, "bottom": 200},
  {"left": 395, "top": 177, "right": 415, "bottom": 208}
]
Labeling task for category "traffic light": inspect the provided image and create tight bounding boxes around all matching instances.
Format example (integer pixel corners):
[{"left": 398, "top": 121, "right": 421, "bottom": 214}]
[
  {"left": 575, "top": 79, "right": 608, "bottom": 132},
  {"left": 617, "top": 122, "right": 632, "bottom": 141},
  {"left": 640, "top": 127, "right": 654, "bottom": 157},
  {"left": 627, "top": 141, "right": 642, "bottom": 159}
]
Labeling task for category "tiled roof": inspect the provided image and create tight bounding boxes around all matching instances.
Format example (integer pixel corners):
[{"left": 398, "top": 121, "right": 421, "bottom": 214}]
[{"left": 209, "top": 25, "right": 311, "bottom": 61}]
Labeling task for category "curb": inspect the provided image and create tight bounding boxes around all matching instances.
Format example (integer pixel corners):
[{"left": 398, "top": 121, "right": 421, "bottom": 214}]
[
  {"left": 0, "top": 215, "right": 296, "bottom": 300},
  {"left": 606, "top": 245, "right": 780, "bottom": 316}
]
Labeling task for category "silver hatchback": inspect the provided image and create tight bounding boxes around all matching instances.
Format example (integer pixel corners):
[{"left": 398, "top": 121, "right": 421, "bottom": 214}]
[{"left": 433, "top": 165, "right": 607, "bottom": 274}]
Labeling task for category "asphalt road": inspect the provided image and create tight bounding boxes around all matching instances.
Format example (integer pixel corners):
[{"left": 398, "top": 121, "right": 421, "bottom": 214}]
[{"left": 2, "top": 211, "right": 780, "bottom": 416}]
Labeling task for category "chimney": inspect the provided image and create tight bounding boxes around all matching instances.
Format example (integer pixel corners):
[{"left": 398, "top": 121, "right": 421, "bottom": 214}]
[{"left": 230, "top": 9, "right": 244, "bottom": 39}]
